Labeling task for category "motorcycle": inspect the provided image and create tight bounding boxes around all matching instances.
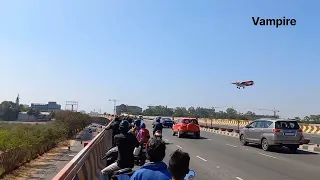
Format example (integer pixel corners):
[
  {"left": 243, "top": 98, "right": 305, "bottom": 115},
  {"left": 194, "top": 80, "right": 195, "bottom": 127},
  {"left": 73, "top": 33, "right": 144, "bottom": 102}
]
[
  {"left": 135, "top": 143, "right": 147, "bottom": 166},
  {"left": 115, "top": 169, "right": 196, "bottom": 180},
  {"left": 101, "top": 146, "right": 118, "bottom": 167},
  {"left": 154, "top": 130, "right": 162, "bottom": 140},
  {"left": 101, "top": 147, "right": 131, "bottom": 180}
]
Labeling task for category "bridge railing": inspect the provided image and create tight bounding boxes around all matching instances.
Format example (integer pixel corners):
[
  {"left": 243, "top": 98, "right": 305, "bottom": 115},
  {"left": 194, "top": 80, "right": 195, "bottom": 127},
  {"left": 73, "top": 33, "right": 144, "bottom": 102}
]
[{"left": 53, "top": 118, "right": 113, "bottom": 180}]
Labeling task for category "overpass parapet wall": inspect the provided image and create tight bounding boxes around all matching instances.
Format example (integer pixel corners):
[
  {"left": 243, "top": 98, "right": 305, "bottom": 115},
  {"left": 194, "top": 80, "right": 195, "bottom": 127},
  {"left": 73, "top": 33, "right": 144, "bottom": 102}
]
[{"left": 53, "top": 119, "right": 112, "bottom": 180}]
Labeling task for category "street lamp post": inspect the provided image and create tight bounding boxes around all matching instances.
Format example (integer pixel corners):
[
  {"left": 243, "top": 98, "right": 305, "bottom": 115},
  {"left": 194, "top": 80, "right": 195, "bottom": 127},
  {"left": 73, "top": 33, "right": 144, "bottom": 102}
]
[{"left": 109, "top": 99, "right": 118, "bottom": 117}]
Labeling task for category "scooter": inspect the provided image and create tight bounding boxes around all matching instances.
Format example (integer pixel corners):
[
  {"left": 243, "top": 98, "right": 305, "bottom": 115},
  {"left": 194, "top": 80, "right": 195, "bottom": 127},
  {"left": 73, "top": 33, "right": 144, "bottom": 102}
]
[
  {"left": 135, "top": 143, "right": 147, "bottom": 166},
  {"left": 101, "top": 146, "right": 118, "bottom": 167},
  {"left": 101, "top": 147, "right": 134, "bottom": 180}
]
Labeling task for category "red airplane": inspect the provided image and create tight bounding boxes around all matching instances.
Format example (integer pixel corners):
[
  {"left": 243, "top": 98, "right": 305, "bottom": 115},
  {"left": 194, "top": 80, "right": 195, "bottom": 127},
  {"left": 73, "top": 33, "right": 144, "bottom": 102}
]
[{"left": 232, "top": 80, "right": 254, "bottom": 89}]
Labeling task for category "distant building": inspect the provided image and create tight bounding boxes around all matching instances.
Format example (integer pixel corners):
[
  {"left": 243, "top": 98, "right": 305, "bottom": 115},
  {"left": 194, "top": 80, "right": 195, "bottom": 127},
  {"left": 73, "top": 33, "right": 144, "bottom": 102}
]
[
  {"left": 31, "top": 101, "right": 61, "bottom": 112},
  {"left": 116, "top": 104, "right": 142, "bottom": 115},
  {"left": 88, "top": 111, "right": 99, "bottom": 115},
  {"left": 80, "top": 110, "right": 86, "bottom": 114},
  {"left": 18, "top": 112, "right": 51, "bottom": 121}
]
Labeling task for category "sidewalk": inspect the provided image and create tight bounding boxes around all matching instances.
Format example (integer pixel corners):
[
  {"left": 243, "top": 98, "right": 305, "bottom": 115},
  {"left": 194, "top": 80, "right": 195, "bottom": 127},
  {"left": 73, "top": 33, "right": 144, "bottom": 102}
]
[{"left": 3, "top": 128, "right": 100, "bottom": 180}]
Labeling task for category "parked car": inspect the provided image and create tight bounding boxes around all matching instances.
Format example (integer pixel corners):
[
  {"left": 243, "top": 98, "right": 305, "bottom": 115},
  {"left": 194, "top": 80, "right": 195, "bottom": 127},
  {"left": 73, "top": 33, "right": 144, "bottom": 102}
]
[
  {"left": 172, "top": 118, "right": 200, "bottom": 138},
  {"left": 239, "top": 119, "right": 304, "bottom": 153},
  {"left": 161, "top": 117, "right": 173, "bottom": 128}
]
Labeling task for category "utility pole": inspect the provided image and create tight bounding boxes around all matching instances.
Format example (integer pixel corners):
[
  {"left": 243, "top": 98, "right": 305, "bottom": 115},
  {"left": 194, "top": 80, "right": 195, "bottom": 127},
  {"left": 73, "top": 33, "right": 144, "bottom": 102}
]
[{"left": 109, "top": 99, "right": 118, "bottom": 117}]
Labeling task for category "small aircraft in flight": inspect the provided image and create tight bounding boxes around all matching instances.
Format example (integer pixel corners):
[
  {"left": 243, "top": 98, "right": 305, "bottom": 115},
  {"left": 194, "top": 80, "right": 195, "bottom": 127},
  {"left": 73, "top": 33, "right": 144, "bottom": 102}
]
[{"left": 232, "top": 80, "right": 254, "bottom": 89}]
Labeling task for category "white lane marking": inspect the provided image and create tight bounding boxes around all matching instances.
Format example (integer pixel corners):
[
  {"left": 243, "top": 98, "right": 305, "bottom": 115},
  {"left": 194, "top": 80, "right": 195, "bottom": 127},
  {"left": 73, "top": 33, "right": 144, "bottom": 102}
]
[
  {"left": 164, "top": 138, "right": 169, "bottom": 142},
  {"left": 259, "top": 153, "right": 277, "bottom": 159},
  {"left": 206, "top": 138, "right": 212, "bottom": 140},
  {"left": 236, "top": 177, "right": 244, "bottom": 180},
  {"left": 196, "top": 156, "right": 207, "bottom": 162},
  {"left": 245, "top": 149, "right": 249, "bottom": 151},
  {"left": 176, "top": 145, "right": 183, "bottom": 149},
  {"left": 216, "top": 166, "right": 220, "bottom": 168},
  {"left": 226, "top": 144, "right": 238, "bottom": 148},
  {"left": 68, "top": 154, "right": 75, "bottom": 157}
]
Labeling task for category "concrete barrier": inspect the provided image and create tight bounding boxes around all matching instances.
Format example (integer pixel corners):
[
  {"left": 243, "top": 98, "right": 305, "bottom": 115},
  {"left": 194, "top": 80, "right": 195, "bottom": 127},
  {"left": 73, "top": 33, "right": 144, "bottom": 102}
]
[{"left": 53, "top": 120, "right": 112, "bottom": 180}]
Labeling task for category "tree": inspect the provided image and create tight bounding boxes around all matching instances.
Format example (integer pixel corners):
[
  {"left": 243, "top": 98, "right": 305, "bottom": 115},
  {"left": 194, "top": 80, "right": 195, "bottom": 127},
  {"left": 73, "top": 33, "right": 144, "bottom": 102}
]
[
  {"left": 19, "top": 105, "right": 29, "bottom": 112},
  {"left": 0, "top": 101, "right": 19, "bottom": 121},
  {"left": 245, "top": 111, "right": 256, "bottom": 116},
  {"left": 27, "top": 108, "right": 35, "bottom": 116},
  {"left": 173, "top": 107, "right": 189, "bottom": 117}
]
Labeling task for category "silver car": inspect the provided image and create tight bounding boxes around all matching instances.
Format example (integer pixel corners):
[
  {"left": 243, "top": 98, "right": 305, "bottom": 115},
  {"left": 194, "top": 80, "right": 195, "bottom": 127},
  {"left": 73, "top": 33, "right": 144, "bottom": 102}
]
[{"left": 239, "top": 119, "right": 304, "bottom": 153}]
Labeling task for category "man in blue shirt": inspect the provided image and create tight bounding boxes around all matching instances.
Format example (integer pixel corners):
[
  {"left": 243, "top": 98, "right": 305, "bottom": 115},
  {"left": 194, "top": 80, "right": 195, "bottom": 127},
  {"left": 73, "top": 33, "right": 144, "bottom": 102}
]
[{"left": 129, "top": 138, "right": 171, "bottom": 180}]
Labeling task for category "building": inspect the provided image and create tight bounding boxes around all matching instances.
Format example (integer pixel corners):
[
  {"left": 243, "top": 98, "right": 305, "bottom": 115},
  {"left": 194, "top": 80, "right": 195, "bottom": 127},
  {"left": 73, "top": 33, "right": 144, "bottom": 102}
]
[
  {"left": 31, "top": 101, "right": 61, "bottom": 112},
  {"left": 80, "top": 110, "right": 87, "bottom": 114},
  {"left": 18, "top": 112, "right": 51, "bottom": 121},
  {"left": 116, "top": 104, "right": 142, "bottom": 115}
]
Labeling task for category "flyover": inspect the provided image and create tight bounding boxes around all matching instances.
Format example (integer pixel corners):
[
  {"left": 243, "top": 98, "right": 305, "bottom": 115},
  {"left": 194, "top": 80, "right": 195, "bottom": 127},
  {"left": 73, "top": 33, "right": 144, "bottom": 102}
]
[{"left": 53, "top": 115, "right": 320, "bottom": 180}]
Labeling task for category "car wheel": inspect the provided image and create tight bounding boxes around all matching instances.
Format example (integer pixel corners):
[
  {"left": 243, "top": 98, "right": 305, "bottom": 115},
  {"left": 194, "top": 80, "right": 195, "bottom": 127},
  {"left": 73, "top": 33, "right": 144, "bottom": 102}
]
[
  {"left": 195, "top": 132, "right": 200, "bottom": 139},
  {"left": 261, "top": 138, "right": 270, "bottom": 151},
  {"left": 240, "top": 135, "right": 248, "bottom": 146},
  {"left": 177, "top": 131, "right": 182, "bottom": 138},
  {"left": 288, "top": 146, "right": 298, "bottom": 154},
  {"left": 172, "top": 130, "right": 176, "bottom": 136}
]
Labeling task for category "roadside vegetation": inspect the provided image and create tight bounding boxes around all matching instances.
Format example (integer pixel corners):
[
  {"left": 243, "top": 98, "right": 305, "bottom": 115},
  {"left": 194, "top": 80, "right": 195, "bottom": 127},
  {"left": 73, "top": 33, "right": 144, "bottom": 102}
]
[
  {"left": 140, "top": 105, "right": 320, "bottom": 123},
  {"left": 0, "top": 110, "right": 92, "bottom": 178}
]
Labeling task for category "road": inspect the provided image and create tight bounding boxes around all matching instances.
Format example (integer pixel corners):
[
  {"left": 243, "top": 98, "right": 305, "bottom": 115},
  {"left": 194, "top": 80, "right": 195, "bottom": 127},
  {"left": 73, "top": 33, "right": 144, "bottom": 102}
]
[
  {"left": 143, "top": 120, "right": 320, "bottom": 180},
  {"left": 4, "top": 124, "right": 103, "bottom": 180},
  {"left": 198, "top": 121, "right": 320, "bottom": 141},
  {"left": 0, "top": 121, "right": 48, "bottom": 124}
]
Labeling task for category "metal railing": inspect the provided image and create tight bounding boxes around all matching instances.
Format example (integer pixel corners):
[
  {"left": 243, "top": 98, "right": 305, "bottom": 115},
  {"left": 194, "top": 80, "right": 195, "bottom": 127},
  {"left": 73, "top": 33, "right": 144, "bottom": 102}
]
[{"left": 53, "top": 118, "right": 113, "bottom": 180}]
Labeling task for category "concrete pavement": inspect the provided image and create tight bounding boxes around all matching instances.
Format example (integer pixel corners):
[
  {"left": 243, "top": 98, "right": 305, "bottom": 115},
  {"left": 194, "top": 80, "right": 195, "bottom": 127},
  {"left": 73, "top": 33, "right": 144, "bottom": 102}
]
[
  {"left": 3, "top": 125, "right": 102, "bottom": 180},
  {"left": 143, "top": 119, "right": 320, "bottom": 180}
]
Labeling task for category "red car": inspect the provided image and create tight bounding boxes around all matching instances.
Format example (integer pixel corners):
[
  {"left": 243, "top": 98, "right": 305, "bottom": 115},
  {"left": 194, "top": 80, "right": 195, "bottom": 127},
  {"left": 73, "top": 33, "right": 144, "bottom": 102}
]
[{"left": 172, "top": 118, "right": 200, "bottom": 138}]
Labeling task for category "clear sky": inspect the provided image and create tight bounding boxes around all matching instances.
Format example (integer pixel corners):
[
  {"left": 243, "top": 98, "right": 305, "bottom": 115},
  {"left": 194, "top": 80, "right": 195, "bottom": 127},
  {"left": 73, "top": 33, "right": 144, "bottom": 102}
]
[{"left": 0, "top": 0, "right": 319, "bottom": 118}]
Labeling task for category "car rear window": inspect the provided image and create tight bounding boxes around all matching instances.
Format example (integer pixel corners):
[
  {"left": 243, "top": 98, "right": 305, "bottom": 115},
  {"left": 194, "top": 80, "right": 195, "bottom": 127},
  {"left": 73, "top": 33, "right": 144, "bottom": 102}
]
[
  {"left": 275, "top": 121, "right": 300, "bottom": 130},
  {"left": 162, "top": 118, "right": 172, "bottom": 121},
  {"left": 181, "top": 119, "right": 198, "bottom": 124}
]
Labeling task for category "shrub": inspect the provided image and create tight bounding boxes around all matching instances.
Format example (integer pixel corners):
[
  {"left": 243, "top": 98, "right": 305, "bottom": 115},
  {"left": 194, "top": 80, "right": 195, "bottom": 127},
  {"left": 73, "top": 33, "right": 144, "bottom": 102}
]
[{"left": 0, "top": 110, "right": 92, "bottom": 178}]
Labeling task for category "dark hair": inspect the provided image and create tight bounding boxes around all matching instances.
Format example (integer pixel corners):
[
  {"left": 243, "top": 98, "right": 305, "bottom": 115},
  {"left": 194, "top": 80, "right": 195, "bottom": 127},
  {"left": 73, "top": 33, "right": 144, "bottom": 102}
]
[
  {"left": 146, "top": 138, "right": 166, "bottom": 162},
  {"left": 168, "top": 149, "right": 190, "bottom": 179},
  {"left": 119, "top": 120, "right": 130, "bottom": 133}
]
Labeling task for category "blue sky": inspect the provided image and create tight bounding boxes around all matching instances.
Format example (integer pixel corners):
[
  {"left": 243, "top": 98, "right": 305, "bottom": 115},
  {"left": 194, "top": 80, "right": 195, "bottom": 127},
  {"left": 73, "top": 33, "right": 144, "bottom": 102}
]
[{"left": 0, "top": 1, "right": 319, "bottom": 118}]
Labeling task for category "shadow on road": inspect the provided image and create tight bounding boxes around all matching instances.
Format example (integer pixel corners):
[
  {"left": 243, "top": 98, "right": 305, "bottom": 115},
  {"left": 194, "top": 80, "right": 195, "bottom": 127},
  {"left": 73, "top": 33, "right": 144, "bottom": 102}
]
[{"left": 249, "top": 144, "right": 318, "bottom": 155}]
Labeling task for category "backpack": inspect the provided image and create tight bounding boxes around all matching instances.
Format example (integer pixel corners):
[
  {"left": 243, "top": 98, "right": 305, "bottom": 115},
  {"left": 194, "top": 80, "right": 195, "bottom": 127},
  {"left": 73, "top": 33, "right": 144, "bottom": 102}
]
[{"left": 140, "top": 129, "right": 150, "bottom": 143}]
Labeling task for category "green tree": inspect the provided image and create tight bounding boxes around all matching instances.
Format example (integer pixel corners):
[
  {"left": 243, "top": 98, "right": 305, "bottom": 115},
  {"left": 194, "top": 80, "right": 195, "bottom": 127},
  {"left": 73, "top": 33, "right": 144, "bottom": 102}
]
[
  {"left": 173, "top": 107, "right": 189, "bottom": 117},
  {"left": 0, "top": 101, "right": 19, "bottom": 121}
]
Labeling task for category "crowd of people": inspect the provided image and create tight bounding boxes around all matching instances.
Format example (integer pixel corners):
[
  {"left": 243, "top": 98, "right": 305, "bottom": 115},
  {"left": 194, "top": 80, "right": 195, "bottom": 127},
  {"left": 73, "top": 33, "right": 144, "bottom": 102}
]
[{"left": 102, "top": 116, "right": 191, "bottom": 180}]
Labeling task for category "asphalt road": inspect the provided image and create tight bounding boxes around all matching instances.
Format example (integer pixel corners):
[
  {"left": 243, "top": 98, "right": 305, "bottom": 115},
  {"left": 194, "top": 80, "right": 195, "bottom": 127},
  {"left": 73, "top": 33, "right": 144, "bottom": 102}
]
[
  {"left": 0, "top": 121, "right": 48, "bottom": 124},
  {"left": 198, "top": 121, "right": 320, "bottom": 142},
  {"left": 143, "top": 120, "right": 320, "bottom": 180},
  {"left": 10, "top": 124, "right": 103, "bottom": 180}
]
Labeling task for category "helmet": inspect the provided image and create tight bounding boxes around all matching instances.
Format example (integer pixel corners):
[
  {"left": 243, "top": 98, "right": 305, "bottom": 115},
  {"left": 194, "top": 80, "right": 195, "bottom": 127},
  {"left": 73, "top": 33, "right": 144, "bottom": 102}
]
[
  {"left": 156, "top": 117, "right": 161, "bottom": 122},
  {"left": 119, "top": 120, "right": 130, "bottom": 133},
  {"left": 141, "top": 122, "right": 146, "bottom": 129},
  {"left": 134, "top": 119, "right": 141, "bottom": 126}
]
